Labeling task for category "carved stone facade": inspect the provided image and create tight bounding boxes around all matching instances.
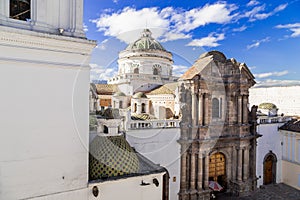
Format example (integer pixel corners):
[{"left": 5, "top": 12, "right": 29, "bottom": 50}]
[{"left": 178, "top": 51, "right": 258, "bottom": 200}]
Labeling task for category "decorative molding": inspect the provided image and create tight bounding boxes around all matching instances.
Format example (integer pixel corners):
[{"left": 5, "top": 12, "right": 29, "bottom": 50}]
[
  {"left": 0, "top": 27, "right": 95, "bottom": 54},
  {"left": 0, "top": 56, "right": 90, "bottom": 70}
]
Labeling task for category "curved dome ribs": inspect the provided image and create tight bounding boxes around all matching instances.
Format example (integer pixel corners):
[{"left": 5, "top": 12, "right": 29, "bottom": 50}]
[{"left": 127, "top": 29, "right": 166, "bottom": 51}]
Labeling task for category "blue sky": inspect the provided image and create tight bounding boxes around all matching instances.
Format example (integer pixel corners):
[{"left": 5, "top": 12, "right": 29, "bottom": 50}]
[{"left": 84, "top": 0, "right": 300, "bottom": 87}]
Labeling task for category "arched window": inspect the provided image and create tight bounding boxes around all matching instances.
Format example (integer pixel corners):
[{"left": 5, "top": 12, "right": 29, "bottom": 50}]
[
  {"left": 153, "top": 64, "right": 161, "bottom": 75},
  {"left": 141, "top": 103, "right": 146, "bottom": 113},
  {"left": 212, "top": 98, "right": 220, "bottom": 118},
  {"left": 134, "top": 103, "right": 137, "bottom": 112},
  {"left": 119, "top": 101, "right": 123, "bottom": 109},
  {"left": 134, "top": 68, "right": 139, "bottom": 74},
  {"left": 103, "top": 125, "right": 108, "bottom": 134},
  {"left": 10, "top": 0, "right": 31, "bottom": 21}
]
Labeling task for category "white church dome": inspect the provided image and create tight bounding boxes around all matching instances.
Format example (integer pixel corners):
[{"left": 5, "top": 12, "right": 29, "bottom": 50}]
[{"left": 126, "top": 29, "right": 166, "bottom": 51}]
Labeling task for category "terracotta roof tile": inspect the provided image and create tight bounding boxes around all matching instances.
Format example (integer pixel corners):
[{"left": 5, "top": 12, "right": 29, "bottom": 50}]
[
  {"left": 95, "top": 84, "right": 119, "bottom": 95},
  {"left": 147, "top": 82, "right": 178, "bottom": 95},
  {"left": 279, "top": 119, "right": 300, "bottom": 133},
  {"left": 179, "top": 55, "right": 212, "bottom": 80}
]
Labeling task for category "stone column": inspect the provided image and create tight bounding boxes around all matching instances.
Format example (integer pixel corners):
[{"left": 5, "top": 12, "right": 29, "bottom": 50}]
[
  {"left": 243, "top": 147, "right": 250, "bottom": 181},
  {"left": 137, "top": 103, "right": 141, "bottom": 114},
  {"left": 197, "top": 152, "right": 203, "bottom": 190},
  {"left": 198, "top": 94, "right": 203, "bottom": 126},
  {"left": 204, "top": 153, "right": 210, "bottom": 189},
  {"left": 232, "top": 147, "right": 237, "bottom": 180},
  {"left": 230, "top": 95, "right": 237, "bottom": 124},
  {"left": 190, "top": 152, "right": 196, "bottom": 190},
  {"left": 237, "top": 148, "right": 243, "bottom": 181},
  {"left": 204, "top": 94, "right": 209, "bottom": 126},
  {"left": 192, "top": 91, "right": 198, "bottom": 126},
  {"left": 238, "top": 96, "right": 242, "bottom": 124},
  {"left": 180, "top": 151, "right": 188, "bottom": 192},
  {"left": 146, "top": 102, "right": 150, "bottom": 114},
  {"left": 243, "top": 95, "right": 248, "bottom": 124}
]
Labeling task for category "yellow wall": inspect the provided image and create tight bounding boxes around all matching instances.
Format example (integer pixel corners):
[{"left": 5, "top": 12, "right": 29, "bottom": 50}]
[{"left": 282, "top": 160, "right": 300, "bottom": 190}]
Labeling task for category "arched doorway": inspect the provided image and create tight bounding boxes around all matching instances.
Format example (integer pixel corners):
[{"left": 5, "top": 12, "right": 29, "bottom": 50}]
[
  {"left": 209, "top": 152, "right": 226, "bottom": 188},
  {"left": 134, "top": 68, "right": 139, "bottom": 74},
  {"left": 263, "top": 152, "right": 277, "bottom": 185}
]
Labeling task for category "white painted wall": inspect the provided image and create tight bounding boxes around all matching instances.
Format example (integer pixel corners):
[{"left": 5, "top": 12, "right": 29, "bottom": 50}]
[
  {"left": 0, "top": 26, "right": 95, "bottom": 199},
  {"left": 126, "top": 128, "right": 181, "bottom": 200},
  {"left": 88, "top": 173, "right": 165, "bottom": 200},
  {"left": 256, "top": 122, "right": 284, "bottom": 186},
  {"left": 249, "top": 86, "right": 300, "bottom": 116}
]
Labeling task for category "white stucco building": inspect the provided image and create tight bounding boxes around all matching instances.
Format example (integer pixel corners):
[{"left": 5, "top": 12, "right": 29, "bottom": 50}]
[
  {"left": 254, "top": 102, "right": 293, "bottom": 188},
  {"left": 126, "top": 122, "right": 181, "bottom": 200},
  {"left": 108, "top": 29, "right": 178, "bottom": 95},
  {"left": 279, "top": 119, "right": 300, "bottom": 190},
  {"left": 0, "top": 1, "right": 95, "bottom": 199},
  {"left": 1, "top": 1, "right": 168, "bottom": 200}
]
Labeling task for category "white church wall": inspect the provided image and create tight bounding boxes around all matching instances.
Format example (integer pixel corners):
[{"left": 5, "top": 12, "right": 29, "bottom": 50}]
[
  {"left": 88, "top": 173, "right": 165, "bottom": 200},
  {"left": 0, "top": 25, "right": 95, "bottom": 199},
  {"left": 249, "top": 86, "right": 300, "bottom": 116},
  {"left": 256, "top": 122, "right": 284, "bottom": 187},
  {"left": 126, "top": 128, "right": 181, "bottom": 200}
]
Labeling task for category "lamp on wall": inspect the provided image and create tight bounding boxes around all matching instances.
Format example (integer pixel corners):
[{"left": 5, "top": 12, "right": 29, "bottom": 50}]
[
  {"left": 140, "top": 180, "right": 150, "bottom": 186},
  {"left": 58, "top": 28, "right": 64, "bottom": 35},
  {"left": 153, "top": 178, "right": 159, "bottom": 187},
  {"left": 92, "top": 186, "right": 99, "bottom": 197}
]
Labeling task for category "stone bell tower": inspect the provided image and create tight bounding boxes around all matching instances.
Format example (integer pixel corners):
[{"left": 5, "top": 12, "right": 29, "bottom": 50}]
[
  {"left": 178, "top": 51, "right": 258, "bottom": 200},
  {"left": 0, "top": 1, "right": 96, "bottom": 199}
]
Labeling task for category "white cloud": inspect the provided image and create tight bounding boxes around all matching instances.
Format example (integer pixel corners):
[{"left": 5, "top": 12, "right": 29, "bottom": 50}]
[
  {"left": 171, "top": 3, "right": 237, "bottom": 33},
  {"left": 247, "top": 0, "right": 260, "bottom": 7},
  {"left": 83, "top": 23, "right": 88, "bottom": 32},
  {"left": 172, "top": 65, "right": 189, "bottom": 77},
  {"left": 91, "top": 3, "right": 237, "bottom": 43},
  {"left": 232, "top": 25, "right": 247, "bottom": 32},
  {"left": 91, "top": 7, "right": 169, "bottom": 43},
  {"left": 254, "top": 70, "right": 288, "bottom": 79},
  {"left": 160, "top": 31, "right": 192, "bottom": 42},
  {"left": 254, "top": 3, "right": 287, "bottom": 21},
  {"left": 90, "top": 63, "right": 117, "bottom": 81},
  {"left": 240, "top": 3, "right": 288, "bottom": 22},
  {"left": 187, "top": 33, "right": 225, "bottom": 47},
  {"left": 276, "top": 23, "right": 300, "bottom": 38},
  {"left": 241, "top": 5, "right": 265, "bottom": 20},
  {"left": 247, "top": 37, "right": 270, "bottom": 49},
  {"left": 248, "top": 66, "right": 257, "bottom": 70}
]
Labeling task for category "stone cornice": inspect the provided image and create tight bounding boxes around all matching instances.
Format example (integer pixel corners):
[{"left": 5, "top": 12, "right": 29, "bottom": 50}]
[{"left": 0, "top": 26, "right": 96, "bottom": 55}]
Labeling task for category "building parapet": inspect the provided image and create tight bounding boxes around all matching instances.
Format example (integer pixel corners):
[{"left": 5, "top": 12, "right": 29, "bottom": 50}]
[
  {"left": 129, "top": 119, "right": 180, "bottom": 129},
  {"left": 108, "top": 73, "right": 178, "bottom": 84},
  {"left": 257, "top": 116, "right": 292, "bottom": 124}
]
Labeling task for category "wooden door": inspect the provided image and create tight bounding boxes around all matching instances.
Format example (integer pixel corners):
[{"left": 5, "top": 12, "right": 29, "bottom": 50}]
[{"left": 264, "top": 156, "right": 273, "bottom": 185}]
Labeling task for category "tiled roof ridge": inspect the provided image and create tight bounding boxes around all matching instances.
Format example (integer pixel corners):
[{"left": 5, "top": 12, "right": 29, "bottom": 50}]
[{"left": 279, "top": 119, "right": 300, "bottom": 133}]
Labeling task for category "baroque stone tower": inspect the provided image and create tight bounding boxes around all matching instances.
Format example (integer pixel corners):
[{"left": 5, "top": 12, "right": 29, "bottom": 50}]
[{"left": 178, "top": 51, "right": 258, "bottom": 200}]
